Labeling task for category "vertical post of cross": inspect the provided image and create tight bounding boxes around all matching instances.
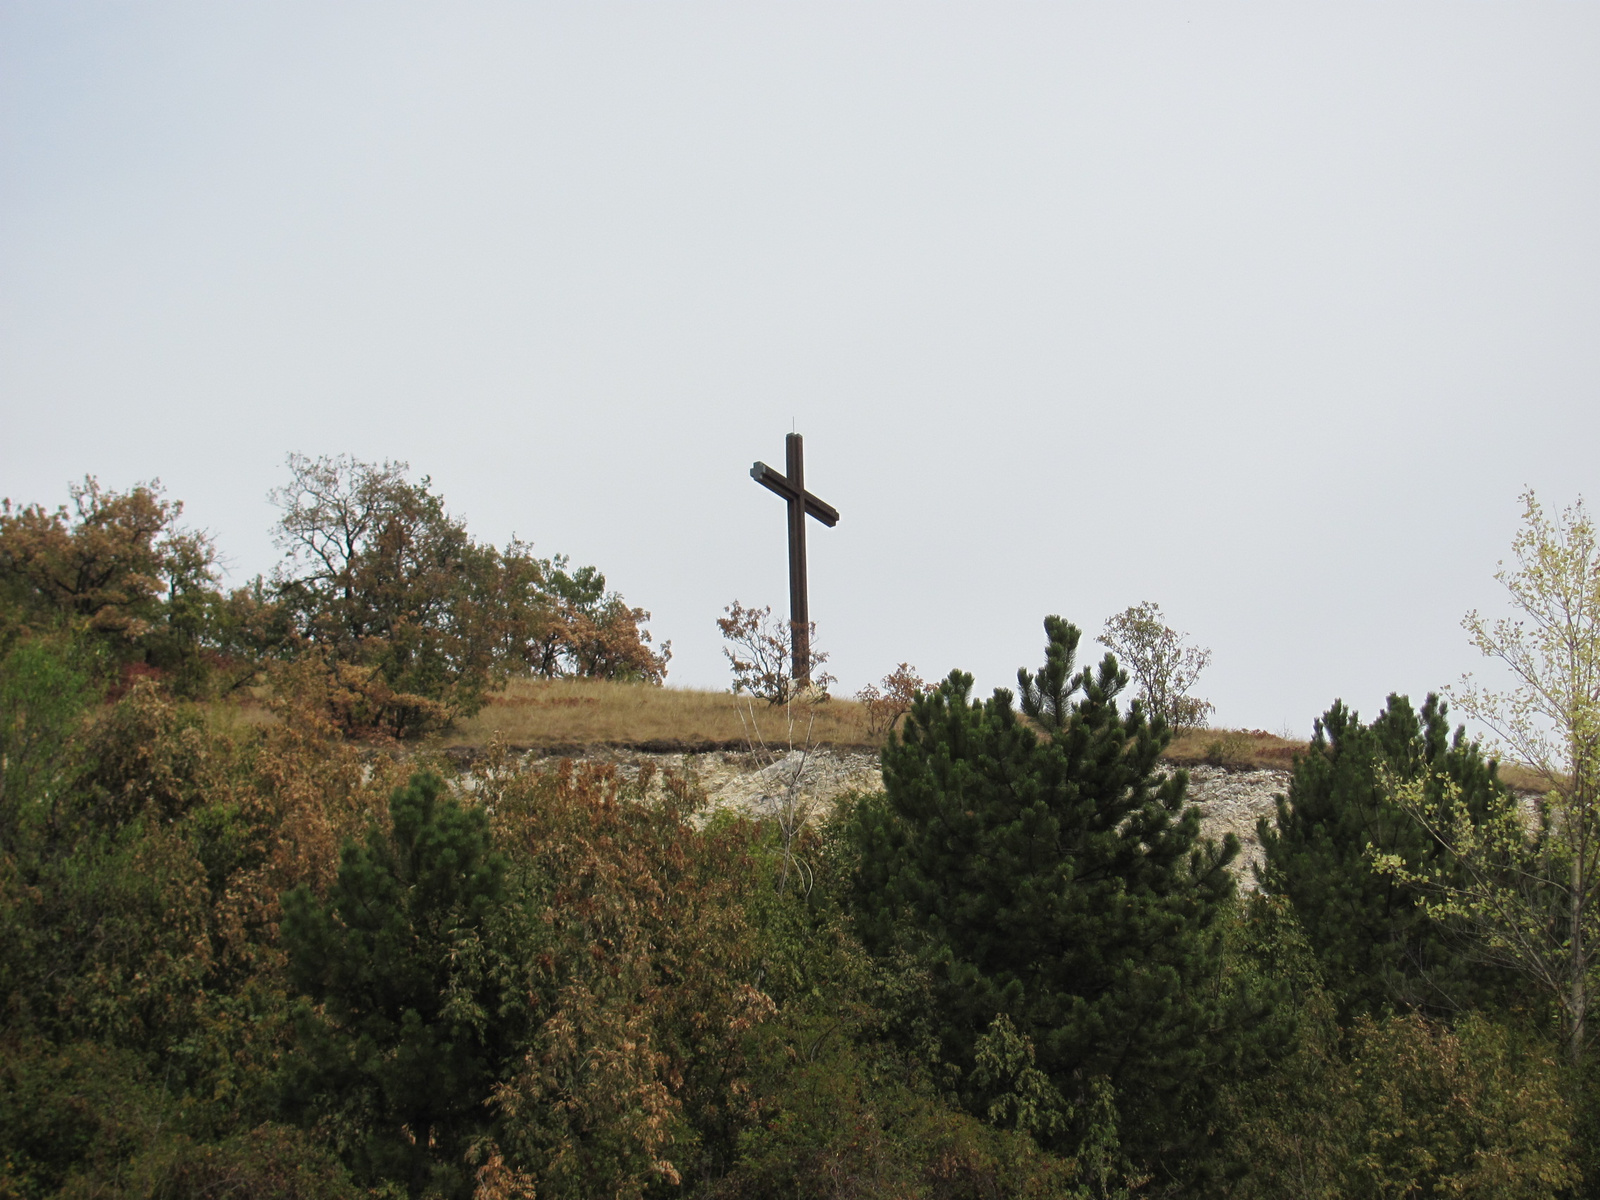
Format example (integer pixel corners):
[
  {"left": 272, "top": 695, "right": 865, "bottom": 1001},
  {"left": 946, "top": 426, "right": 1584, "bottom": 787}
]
[
  {"left": 750, "top": 433, "right": 840, "bottom": 692},
  {"left": 785, "top": 434, "right": 809, "bottom": 683}
]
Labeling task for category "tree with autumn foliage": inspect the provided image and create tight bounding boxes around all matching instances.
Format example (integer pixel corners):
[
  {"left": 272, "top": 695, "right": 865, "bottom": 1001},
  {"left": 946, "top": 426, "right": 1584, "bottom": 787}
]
[
  {"left": 0, "top": 477, "right": 232, "bottom": 691},
  {"left": 268, "top": 455, "right": 504, "bottom": 733},
  {"left": 856, "top": 663, "right": 927, "bottom": 739},
  {"left": 495, "top": 548, "right": 671, "bottom": 683},
  {"left": 268, "top": 454, "right": 668, "bottom": 736}
]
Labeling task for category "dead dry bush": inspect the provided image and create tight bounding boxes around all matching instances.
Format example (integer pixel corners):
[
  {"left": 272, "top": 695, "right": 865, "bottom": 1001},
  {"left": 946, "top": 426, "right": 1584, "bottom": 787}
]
[
  {"left": 717, "top": 601, "right": 835, "bottom": 704},
  {"left": 855, "top": 663, "right": 927, "bottom": 740}
]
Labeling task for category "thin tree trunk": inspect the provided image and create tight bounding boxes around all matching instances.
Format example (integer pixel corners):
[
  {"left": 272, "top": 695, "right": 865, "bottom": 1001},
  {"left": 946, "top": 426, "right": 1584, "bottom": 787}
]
[
  {"left": 1572, "top": 853, "right": 1587, "bottom": 1067},
  {"left": 410, "top": 1115, "right": 430, "bottom": 1199}
]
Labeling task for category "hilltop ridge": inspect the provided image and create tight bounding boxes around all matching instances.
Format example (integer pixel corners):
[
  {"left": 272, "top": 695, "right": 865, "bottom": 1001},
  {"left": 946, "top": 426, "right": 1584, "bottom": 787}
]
[{"left": 419, "top": 676, "right": 1309, "bottom": 770}]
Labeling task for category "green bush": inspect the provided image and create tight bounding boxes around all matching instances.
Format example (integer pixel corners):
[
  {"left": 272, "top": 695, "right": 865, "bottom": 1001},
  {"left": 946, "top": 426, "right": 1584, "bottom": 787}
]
[
  {"left": 1203, "top": 731, "right": 1253, "bottom": 768},
  {"left": 0, "top": 1042, "right": 359, "bottom": 1200},
  {"left": 0, "top": 635, "right": 99, "bottom": 853},
  {"left": 1213, "top": 899, "right": 1577, "bottom": 1199}
]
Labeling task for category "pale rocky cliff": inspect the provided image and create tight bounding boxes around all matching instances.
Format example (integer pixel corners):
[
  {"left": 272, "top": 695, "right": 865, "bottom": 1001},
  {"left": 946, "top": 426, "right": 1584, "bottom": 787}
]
[{"left": 537, "top": 746, "right": 1289, "bottom": 885}]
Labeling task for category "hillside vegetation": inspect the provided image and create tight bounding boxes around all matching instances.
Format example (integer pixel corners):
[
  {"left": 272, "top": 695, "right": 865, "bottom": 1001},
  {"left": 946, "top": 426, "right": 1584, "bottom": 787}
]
[{"left": 2, "top": 468, "right": 1596, "bottom": 1199}]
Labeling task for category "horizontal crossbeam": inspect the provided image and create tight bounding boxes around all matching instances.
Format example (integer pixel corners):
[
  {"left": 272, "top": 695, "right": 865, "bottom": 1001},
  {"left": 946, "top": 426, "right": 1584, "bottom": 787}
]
[{"left": 749, "top": 462, "right": 840, "bottom": 527}]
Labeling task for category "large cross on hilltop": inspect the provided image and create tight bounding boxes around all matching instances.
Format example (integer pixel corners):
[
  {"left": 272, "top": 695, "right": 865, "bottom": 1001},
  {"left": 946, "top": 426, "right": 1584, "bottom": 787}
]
[{"left": 750, "top": 433, "right": 839, "bottom": 687}]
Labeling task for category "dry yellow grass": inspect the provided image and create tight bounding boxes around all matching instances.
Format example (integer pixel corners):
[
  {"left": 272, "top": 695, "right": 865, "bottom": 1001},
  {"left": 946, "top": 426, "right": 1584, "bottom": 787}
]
[
  {"left": 1164, "top": 727, "right": 1308, "bottom": 771},
  {"left": 198, "top": 695, "right": 279, "bottom": 734},
  {"left": 1162, "top": 727, "right": 1554, "bottom": 792},
  {"left": 433, "top": 676, "right": 877, "bottom": 751},
  {"left": 437, "top": 680, "right": 1319, "bottom": 767},
  {"left": 1497, "top": 761, "right": 1559, "bottom": 794},
  {"left": 203, "top": 676, "right": 1317, "bottom": 763}
]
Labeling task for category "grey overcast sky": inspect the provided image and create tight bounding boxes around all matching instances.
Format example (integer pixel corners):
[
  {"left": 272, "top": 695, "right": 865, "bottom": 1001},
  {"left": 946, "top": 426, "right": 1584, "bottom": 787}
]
[{"left": 3, "top": 3, "right": 1597, "bottom": 733}]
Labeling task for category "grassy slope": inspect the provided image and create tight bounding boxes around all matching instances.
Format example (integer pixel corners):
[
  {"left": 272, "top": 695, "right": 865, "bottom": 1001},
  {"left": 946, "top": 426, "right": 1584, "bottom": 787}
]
[
  {"left": 431, "top": 677, "right": 1310, "bottom": 769},
  {"left": 216, "top": 676, "right": 1551, "bottom": 784},
  {"left": 435, "top": 676, "right": 879, "bottom": 751}
]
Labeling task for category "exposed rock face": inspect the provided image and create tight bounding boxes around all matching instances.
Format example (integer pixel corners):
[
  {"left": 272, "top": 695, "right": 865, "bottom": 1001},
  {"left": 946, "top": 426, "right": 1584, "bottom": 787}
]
[
  {"left": 549, "top": 747, "right": 1289, "bottom": 884},
  {"left": 682, "top": 748, "right": 884, "bottom": 818},
  {"left": 1180, "top": 765, "right": 1290, "bottom": 885},
  {"left": 527, "top": 745, "right": 883, "bottom": 818}
]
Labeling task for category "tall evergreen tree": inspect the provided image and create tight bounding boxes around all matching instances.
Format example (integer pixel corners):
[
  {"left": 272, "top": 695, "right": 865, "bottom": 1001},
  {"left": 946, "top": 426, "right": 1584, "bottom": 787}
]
[
  {"left": 850, "top": 617, "right": 1241, "bottom": 1170},
  {"left": 1257, "top": 693, "right": 1513, "bottom": 1020},
  {"left": 279, "top": 772, "right": 515, "bottom": 1199}
]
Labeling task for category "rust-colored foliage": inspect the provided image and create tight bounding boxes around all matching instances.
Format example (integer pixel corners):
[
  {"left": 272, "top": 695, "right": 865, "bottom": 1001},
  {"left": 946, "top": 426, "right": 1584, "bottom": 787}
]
[
  {"left": 213, "top": 681, "right": 402, "bottom": 970},
  {"left": 856, "top": 663, "right": 927, "bottom": 740},
  {"left": 265, "top": 456, "right": 670, "bottom": 738},
  {"left": 716, "top": 601, "right": 834, "bottom": 704},
  {"left": 0, "top": 477, "right": 207, "bottom": 639},
  {"left": 479, "top": 747, "right": 772, "bottom": 1198},
  {"left": 544, "top": 588, "right": 670, "bottom": 685},
  {"left": 499, "top": 546, "right": 671, "bottom": 686},
  {"left": 0, "top": 478, "right": 271, "bottom": 698},
  {"left": 264, "top": 648, "right": 456, "bottom": 742}
]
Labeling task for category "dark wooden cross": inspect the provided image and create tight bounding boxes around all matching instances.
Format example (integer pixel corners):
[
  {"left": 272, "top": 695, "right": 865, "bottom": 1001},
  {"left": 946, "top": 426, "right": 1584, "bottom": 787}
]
[{"left": 750, "top": 433, "right": 839, "bottom": 686}]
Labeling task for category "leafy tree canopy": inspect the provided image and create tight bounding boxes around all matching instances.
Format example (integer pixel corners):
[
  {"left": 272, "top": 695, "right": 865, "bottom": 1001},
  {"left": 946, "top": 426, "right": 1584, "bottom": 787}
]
[
  {"left": 1099, "top": 601, "right": 1215, "bottom": 730},
  {"left": 268, "top": 454, "right": 669, "bottom": 736},
  {"left": 0, "top": 478, "right": 239, "bottom": 694}
]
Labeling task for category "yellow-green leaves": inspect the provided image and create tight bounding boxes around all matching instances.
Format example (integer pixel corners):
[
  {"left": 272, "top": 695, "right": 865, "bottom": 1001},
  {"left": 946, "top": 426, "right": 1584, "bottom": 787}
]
[
  {"left": 1454, "top": 490, "right": 1600, "bottom": 807},
  {"left": 1383, "top": 491, "right": 1600, "bottom": 1065}
]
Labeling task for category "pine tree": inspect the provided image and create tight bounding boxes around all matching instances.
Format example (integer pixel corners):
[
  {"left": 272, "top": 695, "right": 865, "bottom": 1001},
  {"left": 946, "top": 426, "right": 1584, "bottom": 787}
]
[
  {"left": 850, "top": 616, "right": 1240, "bottom": 1169},
  {"left": 279, "top": 771, "right": 514, "bottom": 1199},
  {"left": 1257, "top": 694, "right": 1512, "bottom": 1020}
]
